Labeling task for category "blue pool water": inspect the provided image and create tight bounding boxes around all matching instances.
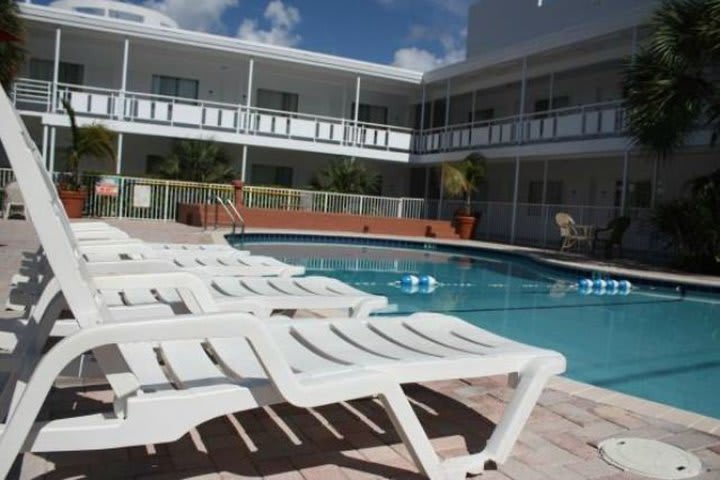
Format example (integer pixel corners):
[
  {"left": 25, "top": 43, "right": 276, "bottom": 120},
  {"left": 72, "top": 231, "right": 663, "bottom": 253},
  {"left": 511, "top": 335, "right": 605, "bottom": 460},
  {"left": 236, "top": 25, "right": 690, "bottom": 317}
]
[{"left": 243, "top": 241, "right": 720, "bottom": 419}]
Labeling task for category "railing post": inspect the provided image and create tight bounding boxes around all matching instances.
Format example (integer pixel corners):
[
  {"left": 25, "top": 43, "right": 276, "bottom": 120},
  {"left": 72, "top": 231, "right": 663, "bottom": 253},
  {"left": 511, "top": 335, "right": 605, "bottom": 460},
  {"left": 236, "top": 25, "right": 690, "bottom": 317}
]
[
  {"left": 397, "top": 198, "right": 404, "bottom": 218},
  {"left": 359, "top": 196, "right": 364, "bottom": 216},
  {"left": 162, "top": 180, "right": 170, "bottom": 221},
  {"left": 324, "top": 192, "right": 329, "bottom": 213},
  {"left": 117, "top": 177, "right": 124, "bottom": 219}
]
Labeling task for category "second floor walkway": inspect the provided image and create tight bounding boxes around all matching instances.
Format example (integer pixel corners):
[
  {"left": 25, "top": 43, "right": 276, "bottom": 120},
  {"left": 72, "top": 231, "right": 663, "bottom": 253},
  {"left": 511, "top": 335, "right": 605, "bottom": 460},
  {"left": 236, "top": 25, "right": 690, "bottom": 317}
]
[{"left": 13, "top": 78, "right": 629, "bottom": 161}]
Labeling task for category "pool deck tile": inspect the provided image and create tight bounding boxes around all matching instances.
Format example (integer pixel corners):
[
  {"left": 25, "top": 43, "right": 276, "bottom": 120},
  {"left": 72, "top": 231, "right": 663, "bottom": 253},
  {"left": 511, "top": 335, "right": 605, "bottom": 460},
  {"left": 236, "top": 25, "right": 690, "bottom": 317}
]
[{"left": 3, "top": 219, "right": 720, "bottom": 480}]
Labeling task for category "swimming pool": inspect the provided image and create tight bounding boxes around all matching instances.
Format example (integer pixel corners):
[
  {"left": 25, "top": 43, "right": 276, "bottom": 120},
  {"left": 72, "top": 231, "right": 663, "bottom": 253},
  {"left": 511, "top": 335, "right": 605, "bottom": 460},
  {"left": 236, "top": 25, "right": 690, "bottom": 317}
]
[{"left": 234, "top": 237, "right": 720, "bottom": 420}]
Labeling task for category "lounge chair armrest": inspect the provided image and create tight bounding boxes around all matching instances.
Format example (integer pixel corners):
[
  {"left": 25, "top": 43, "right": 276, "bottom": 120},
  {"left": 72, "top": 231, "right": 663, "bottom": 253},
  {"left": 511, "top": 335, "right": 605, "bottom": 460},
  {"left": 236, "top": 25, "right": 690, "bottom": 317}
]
[{"left": 93, "top": 271, "right": 219, "bottom": 313}]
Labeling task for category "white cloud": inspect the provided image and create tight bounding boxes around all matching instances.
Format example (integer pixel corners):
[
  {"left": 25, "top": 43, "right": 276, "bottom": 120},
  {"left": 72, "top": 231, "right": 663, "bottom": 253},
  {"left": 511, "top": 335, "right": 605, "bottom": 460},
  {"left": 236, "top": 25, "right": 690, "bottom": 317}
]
[
  {"left": 144, "top": 0, "right": 238, "bottom": 32},
  {"left": 392, "top": 29, "right": 466, "bottom": 71},
  {"left": 236, "top": 1, "right": 301, "bottom": 47}
]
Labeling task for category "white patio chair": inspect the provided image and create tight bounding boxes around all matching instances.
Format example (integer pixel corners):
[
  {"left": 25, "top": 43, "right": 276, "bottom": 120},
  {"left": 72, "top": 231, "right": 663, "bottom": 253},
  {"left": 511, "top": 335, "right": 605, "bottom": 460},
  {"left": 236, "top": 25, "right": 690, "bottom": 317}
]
[
  {"left": 0, "top": 87, "right": 566, "bottom": 479},
  {"left": 2, "top": 181, "right": 25, "bottom": 219},
  {"left": 555, "top": 212, "right": 594, "bottom": 251}
]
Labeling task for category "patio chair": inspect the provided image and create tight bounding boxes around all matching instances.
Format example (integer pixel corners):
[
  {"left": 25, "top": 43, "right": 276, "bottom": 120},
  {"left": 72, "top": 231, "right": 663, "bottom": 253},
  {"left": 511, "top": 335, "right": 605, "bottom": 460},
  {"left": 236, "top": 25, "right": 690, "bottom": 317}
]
[
  {"left": 0, "top": 86, "right": 566, "bottom": 480},
  {"left": 555, "top": 212, "right": 594, "bottom": 251},
  {"left": 592, "top": 216, "right": 631, "bottom": 259},
  {"left": 2, "top": 180, "right": 25, "bottom": 219}
]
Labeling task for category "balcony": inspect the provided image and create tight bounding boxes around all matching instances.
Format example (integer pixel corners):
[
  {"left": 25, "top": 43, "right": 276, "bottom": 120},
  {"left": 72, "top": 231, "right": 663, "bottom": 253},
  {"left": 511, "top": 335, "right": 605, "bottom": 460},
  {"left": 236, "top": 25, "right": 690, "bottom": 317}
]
[
  {"left": 13, "top": 79, "right": 629, "bottom": 159},
  {"left": 415, "top": 100, "right": 627, "bottom": 154},
  {"left": 11, "top": 78, "right": 414, "bottom": 155}
]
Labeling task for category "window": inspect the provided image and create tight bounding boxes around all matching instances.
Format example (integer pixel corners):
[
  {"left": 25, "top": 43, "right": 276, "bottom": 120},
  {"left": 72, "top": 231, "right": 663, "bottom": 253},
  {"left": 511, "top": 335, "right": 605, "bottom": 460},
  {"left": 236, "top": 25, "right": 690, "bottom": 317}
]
[
  {"left": 29, "top": 59, "right": 84, "bottom": 85},
  {"left": 432, "top": 99, "right": 446, "bottom": 128},
  {"left": 534, "top": 96, "right": 570, "bottom": 113},
  {"left": 412, "top": 102, "right": 432, "bottom": 129},
  {"left": 109, "top": 10, "right": 144, "bottom": 23},
  {"left": 251, "top": 165, "right": 293, "bottom": 187},
  {"left": 527, "top": 180, "right": 563, "bottom": 215},
  {"left": 352, "top": 103, "right": 388, "bottom": 125},
  {"left": 257, "top": 89, "right": 299, "bottom": 113},
  {"left": 472, "top": 108, "right": 495, "bottom": 123},
  {"left": 75, "top": 7, "right": 105, "bottom": 16},
  {"left": 615, "top": 180, "right": 652, "bottom": 208},
  {"left": 151, "top": 75, "right": 199, "bottom": 100}
]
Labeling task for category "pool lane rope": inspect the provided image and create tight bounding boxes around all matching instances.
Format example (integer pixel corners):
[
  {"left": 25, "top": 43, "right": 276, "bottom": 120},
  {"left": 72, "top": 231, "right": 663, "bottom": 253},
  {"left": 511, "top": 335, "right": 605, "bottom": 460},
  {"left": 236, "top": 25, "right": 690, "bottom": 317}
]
[{"left": 578, "top": 278, "right": 633, "bottom": 296}]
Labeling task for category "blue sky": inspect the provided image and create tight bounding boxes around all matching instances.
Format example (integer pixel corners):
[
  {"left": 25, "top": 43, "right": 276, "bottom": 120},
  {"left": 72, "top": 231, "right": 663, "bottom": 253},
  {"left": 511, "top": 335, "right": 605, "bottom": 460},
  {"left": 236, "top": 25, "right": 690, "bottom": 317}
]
[{"left": 30, "top": 0, "right": 473, "bottom": 71}]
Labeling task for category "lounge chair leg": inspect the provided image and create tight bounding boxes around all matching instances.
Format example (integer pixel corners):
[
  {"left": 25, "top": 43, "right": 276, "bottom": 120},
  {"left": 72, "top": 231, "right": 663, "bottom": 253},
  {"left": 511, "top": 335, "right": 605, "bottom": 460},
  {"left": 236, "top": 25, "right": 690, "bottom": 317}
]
[
  {"left": 378, "top": 386, "right": 445, "bottom": 479},
  {"left": 478, "top": 360, "right": 555, "bottom": 468}
]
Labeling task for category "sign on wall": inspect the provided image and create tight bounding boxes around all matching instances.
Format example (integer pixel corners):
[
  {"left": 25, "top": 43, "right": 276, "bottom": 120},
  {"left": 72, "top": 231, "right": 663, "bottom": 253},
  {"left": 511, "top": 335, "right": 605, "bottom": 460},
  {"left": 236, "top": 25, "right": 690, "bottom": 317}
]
[
  {"left": 133, "top": 184, "right": 152, "bottom": 208},
  {"left": 95, "top": 176, "right": 119, "bottom": 197}
]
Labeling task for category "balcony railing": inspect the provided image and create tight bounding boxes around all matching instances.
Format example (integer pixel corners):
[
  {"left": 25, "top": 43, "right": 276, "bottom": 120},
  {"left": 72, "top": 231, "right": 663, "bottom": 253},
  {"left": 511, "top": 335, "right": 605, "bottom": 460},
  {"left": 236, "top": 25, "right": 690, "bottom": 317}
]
[
  {"left": 12, "top": 79, "right": 629, "bottom": 156},
  {"left": 415, "top": 100, "right": 627, "bottom": 153},
  {"left": 11, "top": 79, "right": 414, "bottom": 154}
]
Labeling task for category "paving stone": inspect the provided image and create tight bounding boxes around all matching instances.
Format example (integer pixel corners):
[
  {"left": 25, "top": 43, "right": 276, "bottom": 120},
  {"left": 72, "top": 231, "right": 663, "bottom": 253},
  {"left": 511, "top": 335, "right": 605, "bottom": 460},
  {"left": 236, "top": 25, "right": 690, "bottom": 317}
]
[
  {"left": 535, "top": 464, "right": 586, "bottom": 480},
  {"left": 664, "top": 431, "right": 720, "bottom": 451},
  {"left": 499, "top": 458, "right": 551, "bottom": 480},
  {"left": 542, "top": 431, "right": 599, "bottom": 460},
  {"left": 538, "top": 390, "right": 573, "bottom": 407},
  {"left": 565, "top": 458, "right": 622, "bottom": 479},
  {"left": 577, "top": 421, "right": 627, "bottom": 444},
  {"left": 551, "top": 402, "right": 602, "bottom": 427},
  {"left": 592, "top": 406, "right": 647, "bottom": 430}
]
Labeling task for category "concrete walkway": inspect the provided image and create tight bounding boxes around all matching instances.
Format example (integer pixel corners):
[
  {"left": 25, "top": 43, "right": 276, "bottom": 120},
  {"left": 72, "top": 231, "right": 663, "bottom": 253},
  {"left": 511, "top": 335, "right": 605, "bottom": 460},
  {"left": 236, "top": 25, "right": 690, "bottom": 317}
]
[{"left": 1, "top": 219, "right": 718, "bottom": 480}]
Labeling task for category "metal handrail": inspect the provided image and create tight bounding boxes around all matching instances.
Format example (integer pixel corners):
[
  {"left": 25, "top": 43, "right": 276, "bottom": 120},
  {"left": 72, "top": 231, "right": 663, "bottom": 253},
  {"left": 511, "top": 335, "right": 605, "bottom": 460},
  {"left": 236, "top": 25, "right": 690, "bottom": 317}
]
[{"left": 215, "top": 196, "right": 246, "bottom": 242}]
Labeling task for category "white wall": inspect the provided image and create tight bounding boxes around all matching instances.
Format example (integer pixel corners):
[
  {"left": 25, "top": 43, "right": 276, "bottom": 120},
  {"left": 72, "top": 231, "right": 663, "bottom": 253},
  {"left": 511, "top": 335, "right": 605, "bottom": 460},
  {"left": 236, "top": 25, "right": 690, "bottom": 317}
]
[{"left": 466, "top": 0, "right": 658, "bottom": 58}]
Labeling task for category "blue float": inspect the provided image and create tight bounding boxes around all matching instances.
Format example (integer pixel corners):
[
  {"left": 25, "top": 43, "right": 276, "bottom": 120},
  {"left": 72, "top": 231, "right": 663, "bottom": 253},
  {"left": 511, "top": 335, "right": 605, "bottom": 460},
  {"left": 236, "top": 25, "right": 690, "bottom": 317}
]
[
  {"left": 419, "top": 275, "right": 437, "bottom": 287},
  {"left": 577, "top": 278, "right": 633, "bottom": 296},
  {"left": 401, "top": 274, "right": 419, "bottom": 286}
]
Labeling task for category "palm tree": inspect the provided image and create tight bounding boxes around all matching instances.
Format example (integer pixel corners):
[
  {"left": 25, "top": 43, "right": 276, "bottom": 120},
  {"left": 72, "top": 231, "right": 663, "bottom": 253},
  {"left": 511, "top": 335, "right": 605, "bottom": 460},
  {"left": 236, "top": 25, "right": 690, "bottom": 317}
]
[
  {"left": 623, "top": 0, "right": 720, "bottom": 156},
  {"left": 311, "top": 158, "right": 381, "bottom": 195},
  {"left": 441, "top": 153, "right": 486, "bottom": 215},
  {"left": 61, "top": 99, "right": 116, "bottom": 190},
  {"left": 0, "top": 0, "right": 26, "bottom": 89},
  {"left": 156, "top": 139, "right": 235, "bottom": 183}
]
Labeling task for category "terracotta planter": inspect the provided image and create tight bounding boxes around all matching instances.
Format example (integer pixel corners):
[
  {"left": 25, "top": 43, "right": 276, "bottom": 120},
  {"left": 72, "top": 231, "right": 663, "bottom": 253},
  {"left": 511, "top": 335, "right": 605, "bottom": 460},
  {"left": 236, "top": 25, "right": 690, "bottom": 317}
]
[
  {"left": 58, "top": 189, "right": 86, "bottom": 219},
  {"left": 453, "top": 214, "right": 478, "bottom": 240}
]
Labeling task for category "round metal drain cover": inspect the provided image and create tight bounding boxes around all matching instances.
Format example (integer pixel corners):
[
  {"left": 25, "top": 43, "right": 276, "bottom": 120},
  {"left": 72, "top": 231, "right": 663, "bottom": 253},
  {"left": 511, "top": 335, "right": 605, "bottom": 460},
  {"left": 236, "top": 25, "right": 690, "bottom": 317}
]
[{"left": 599, "top": 438, "right": 702, "bottom": 479}]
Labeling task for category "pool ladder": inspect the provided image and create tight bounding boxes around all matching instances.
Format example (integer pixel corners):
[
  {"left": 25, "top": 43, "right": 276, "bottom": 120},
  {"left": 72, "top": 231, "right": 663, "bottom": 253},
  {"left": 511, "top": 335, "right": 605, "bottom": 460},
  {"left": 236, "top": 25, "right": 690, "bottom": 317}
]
[{"left": 214, "top": 196, "right": 246, "bottom": 243}]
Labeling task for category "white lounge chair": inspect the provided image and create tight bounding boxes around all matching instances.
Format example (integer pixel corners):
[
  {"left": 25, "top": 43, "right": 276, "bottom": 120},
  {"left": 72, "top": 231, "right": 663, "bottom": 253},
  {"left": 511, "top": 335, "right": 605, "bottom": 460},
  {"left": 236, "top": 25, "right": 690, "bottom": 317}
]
[{"left": 0, "top": 87, "right": 566, "bottom": 479}]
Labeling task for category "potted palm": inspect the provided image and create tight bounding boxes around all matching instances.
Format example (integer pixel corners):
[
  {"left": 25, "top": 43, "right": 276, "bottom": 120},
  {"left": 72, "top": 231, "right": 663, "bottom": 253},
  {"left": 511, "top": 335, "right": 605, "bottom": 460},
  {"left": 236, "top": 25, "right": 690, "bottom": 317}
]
[
  {"left": 58, "top": 99, "right": 117, "bottom": 218},
  {"left": 442, "top": 153, "right": 486, "bottom": 240}
]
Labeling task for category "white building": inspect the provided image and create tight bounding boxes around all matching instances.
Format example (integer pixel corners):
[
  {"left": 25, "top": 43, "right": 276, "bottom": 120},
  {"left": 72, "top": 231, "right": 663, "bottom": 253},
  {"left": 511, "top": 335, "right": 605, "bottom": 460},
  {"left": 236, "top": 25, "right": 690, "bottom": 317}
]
[{"left": 9, "top": 0, "right": 718, "bottom": 248}]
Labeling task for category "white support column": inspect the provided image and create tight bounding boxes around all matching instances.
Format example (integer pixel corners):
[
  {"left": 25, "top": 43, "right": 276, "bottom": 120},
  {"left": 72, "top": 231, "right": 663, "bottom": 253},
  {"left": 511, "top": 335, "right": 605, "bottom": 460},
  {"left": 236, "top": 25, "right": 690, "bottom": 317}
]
[
  {"left": 510, "top": 156, "right": 521, "bottom": 244},
  {"left": 245, "top": 58, "right": 255, "bottom": 132},
  {"left": 423, "top": 166, "right": 430, "bottom": 219},
  {"left": 115, "top": 133, "right": 124, "bottom": 174},
  {"left": 51, "top": 28, "right": 61, "bottom": 111},
  {"left": 471, "top": 90, "right": 477, "bottom": 124},
  {"left": 444, "top": 79, "right": 451, "bottom": 150},
  {"left": 419, "top": 85, "right": 427, "bottom": 131},
  {"left": 437, "top": 167, "right": 444, "bottom": 220},
  {"left": 41, "top": 125, "right": 49, "bottom": 168},
  {"left": 119, "top": 38, "right": 129, "bottom": 120},
  {"left": 541, "top": 158, "right": 549, "bottom": 206},
  {"left": 620, "top": 150, "right": 629, "bottom": 215},
  {"left": 48, "top": 127, "right": 57, "bottom": 173},
  {"left": 510, "top": 58, "right": 528, "bottom": 245},
  {"left": 548, "top": 72, "right": 555, "bottom": 110},
  {"left": 651, "top": 155, "right": 659, "bottom": 208},
  {"left": 354, "top": 76, "right": 361, "bottom": 145},
  {"left": 241, "top": 145, "right": 249, "bottom": 182}
]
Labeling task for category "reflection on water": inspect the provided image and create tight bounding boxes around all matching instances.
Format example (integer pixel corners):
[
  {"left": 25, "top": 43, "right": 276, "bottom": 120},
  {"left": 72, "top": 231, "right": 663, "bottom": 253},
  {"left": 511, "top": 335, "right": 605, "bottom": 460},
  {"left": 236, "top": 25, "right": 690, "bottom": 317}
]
[{"left": 248, "top": 242, "right": 720, "bottom": 419}]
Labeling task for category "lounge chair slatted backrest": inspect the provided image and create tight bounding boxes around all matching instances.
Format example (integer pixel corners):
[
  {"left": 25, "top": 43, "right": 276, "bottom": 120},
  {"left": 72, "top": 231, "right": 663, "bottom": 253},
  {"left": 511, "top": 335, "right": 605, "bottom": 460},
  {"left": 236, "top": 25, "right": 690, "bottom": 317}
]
[{"left": 0, "top": 89, "right": 141, "bottom": 399}]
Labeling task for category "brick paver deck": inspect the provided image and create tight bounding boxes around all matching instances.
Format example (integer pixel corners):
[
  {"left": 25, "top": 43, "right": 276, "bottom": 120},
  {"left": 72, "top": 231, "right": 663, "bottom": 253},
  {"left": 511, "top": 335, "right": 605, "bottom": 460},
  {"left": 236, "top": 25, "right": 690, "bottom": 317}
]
[{"left": 2, "top": 219, "right": 718, "bottom": 480}]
